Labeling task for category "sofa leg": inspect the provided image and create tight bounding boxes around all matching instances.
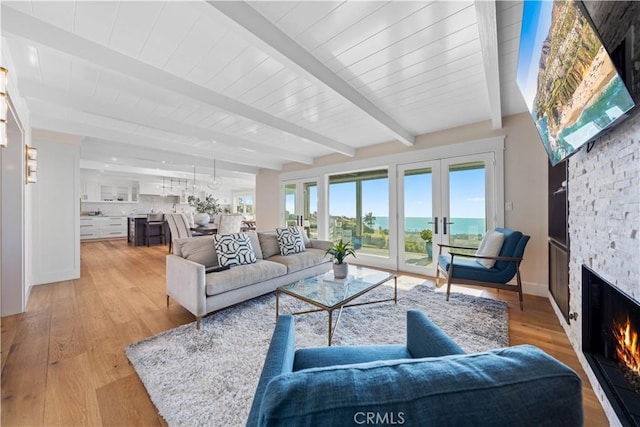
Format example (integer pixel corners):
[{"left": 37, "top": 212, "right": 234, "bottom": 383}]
[
  {"left": 196, "top": 316, "right": 202, "bottom": 330},
  {"left": 166, "top": 295, "right": 170, "bottom": 307}
]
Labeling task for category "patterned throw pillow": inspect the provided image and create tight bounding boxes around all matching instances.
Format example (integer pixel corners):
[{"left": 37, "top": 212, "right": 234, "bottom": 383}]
[
  {"left": 276, "top": 227, "right": 306, "bottom": 256},
  {"left": 214, "top": 233, "right": 257, "bottom": 267}
]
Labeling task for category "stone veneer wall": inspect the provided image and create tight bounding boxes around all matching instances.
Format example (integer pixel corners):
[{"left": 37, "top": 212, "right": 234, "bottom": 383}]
[{"left": 562, "top": 111, "right": 640, "bottom": 425}]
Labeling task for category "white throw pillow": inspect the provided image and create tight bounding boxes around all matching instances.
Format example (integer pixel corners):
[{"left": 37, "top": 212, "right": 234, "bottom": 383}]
[
  {"left": 276, "top": 227, "right": 306, "bottom": 256},
  {"left": 214, "top": 233, "right": 257, "bottom": 267},
  {"left": 475, "top": 230, "right": 505, "bottom": 268}
]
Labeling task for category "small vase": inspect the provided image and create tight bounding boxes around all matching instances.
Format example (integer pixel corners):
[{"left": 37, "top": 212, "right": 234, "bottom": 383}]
[
  {"left": 333, "top": 263, "right": 348, "bottom": 279},
  {"left": 194, "top": 212, "right": 210, "bottom": 226}
]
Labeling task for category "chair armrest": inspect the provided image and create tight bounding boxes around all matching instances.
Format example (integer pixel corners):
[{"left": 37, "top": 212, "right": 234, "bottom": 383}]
[
  {"left": 449, "top": 252, "right": 523, "bottom": 263},
  {"left": 406, "top": 310, "right": 465, "bottom": 357},
  {"left": 247, "top": 315, "right": 296, "bottom": 427},
  {"left": 166, "top": 255, "right": 207, "bottom": 317},
  {"left": 438, "top": 243, "right": 478, "bottom": 251}
]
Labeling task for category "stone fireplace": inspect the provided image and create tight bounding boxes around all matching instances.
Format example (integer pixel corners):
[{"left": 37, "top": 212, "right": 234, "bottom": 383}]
[
  {"left": 582, "top": 265, "right": 640, "bottom": 425},
  {"left": 562, "top": 111, "right": 640, "bottom": 424}
]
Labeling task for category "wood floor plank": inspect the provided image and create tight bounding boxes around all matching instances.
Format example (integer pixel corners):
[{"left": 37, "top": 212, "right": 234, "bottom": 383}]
[
  {"left": 0, "top": 239, "right": 609, "bottom": 426},
  {"left": 43, "top": 353, "right": 102, "bottom": 426},
  {"left": 1, "top": 314, "right": 21, "bottom": 372},
  {"left": 96, "top": 374, "right": 165, "bottom": 427},
  {"left": 1, "top": 310, "right": 51, "bottom": 426}
]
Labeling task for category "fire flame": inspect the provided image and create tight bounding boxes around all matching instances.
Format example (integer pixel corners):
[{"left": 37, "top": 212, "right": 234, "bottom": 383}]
[{"left": 613, "top": 316, "right": 640, "bottom": 375}]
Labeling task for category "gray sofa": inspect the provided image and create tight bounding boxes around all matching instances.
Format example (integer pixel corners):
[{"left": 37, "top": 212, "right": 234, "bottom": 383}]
[{"left": 166, "top": 231, "right": 333, "bottom": 328}]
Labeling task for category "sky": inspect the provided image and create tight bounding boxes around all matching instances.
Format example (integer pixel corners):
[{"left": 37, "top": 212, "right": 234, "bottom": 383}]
[
  {"left": 516, "top": 0, "right": 554, "bottom": 111},
  {"left": 326, "top": 168, "right": 486, "bottom": 219}
]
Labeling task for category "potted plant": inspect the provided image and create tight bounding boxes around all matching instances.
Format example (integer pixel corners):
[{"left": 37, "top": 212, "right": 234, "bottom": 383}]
[
  {"left": 420, "top": 229, "right": 433, "bottom": 259},
  {"left": 188, "top": 194, "right": 222, "bottom": 226},
  {"left": 325, "top": 239, "right": 357, "bottom": 279}
]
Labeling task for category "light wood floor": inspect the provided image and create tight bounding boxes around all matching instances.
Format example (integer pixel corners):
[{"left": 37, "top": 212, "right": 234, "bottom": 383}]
[{"left": 1, "top": 239, "right": 608, "bottom": 426}]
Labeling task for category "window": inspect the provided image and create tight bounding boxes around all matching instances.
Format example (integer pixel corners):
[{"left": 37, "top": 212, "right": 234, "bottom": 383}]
[
  {"left": 329, "top": 169, "right": 389, "bottom": 257},
  {"left": 234, "top": 195, "right": 254, "bottom": 216}
]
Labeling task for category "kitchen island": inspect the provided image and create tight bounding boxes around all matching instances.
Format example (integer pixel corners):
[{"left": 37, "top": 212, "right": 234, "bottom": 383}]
[{"left": 128, "top": 214, "right": 170, "bottom": 247}]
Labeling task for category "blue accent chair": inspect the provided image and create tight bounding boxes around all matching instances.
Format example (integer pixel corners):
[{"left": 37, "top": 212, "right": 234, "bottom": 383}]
[
  {"left": 436, "top": 227, "right": 530, "bottom": 310},
  {"left": 247, "top": 310, "right": 583, "bottom": 427}
]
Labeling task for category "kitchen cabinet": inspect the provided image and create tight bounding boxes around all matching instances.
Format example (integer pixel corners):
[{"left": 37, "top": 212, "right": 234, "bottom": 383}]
[
  {"left": 81, "top": 180, "right": 138, "bottom": 203},
  {"left": 80, "top": 218, "right": 99, "bottom": 240},
  {"left": 80, "top": 216, "right": 127, "bottom": 240},
  {"left": 99, "top": 185, "right": 138, "bottom": 202}
]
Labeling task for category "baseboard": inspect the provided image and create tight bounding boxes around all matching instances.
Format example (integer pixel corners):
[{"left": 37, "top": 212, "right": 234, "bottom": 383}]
[
  {"left": 34, "top": 269, "right": 80, "bottom": 285},
  {"left": 521, "top": 281, "right": 549, "bottom": 297}
]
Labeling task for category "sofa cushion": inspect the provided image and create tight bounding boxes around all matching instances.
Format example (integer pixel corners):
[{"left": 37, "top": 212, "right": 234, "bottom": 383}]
[
  {"left": 205, "top": 260, "right": 287, "bottom": 296},
  {"left": 267, "top": 248, "right": 328, "bottom": 274},
  {"left": 245, "top": 230, "right": 263, "bottom": 259},
  {"left": 475, "top": 229, "right": 505, "bottom": 268},
  {"left": 258, "top": 232, "right": 280, "bottom": 258},
  {"left": 276, "top": 227, "right": 306, "bottom": 256},
  {"left": 295, "top": 226, "right": 311, "bottom": 247},
  {"left": 259, "top": 345, "right": 583, "bottom": 426},
  {"left": 173, "top": 236, "right": 218, "bottom": 268},
  {"left": 214, "top": 233, "right": 257, "bottom": 267}
]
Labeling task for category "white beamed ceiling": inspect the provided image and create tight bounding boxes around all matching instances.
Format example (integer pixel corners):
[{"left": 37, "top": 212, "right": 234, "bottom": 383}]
[{"left": 1, "top": 0, "right": 527, "bottom": 191}]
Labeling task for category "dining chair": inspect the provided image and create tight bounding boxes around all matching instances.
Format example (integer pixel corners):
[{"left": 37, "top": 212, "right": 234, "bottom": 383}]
[
  {"left": 165, "top": 213, "right": 201, "bottom": 253},
  {"left": 217, "top": 214, "right": 243, "bottom": 234}
]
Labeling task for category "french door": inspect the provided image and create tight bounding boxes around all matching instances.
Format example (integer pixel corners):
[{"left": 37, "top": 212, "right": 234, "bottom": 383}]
[
  {"left": 282, "top": 179, "right": 319, "bottom": 238},
  {"left": 398, "top": 153, "right": 495, "bottom": 276}
]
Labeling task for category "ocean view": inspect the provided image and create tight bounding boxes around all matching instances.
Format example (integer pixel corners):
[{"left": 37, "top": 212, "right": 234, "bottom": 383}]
[{"left": 371, "top": 217, "right": 486, "bottom": 235}]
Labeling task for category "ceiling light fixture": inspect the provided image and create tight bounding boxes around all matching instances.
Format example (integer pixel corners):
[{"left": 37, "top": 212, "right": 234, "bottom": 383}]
[
  {"left": 208, "top": 158, "right": 223, "bottom": 189},
  {"left": 0, "top": 67, "right": 7, "bottom": 148}
]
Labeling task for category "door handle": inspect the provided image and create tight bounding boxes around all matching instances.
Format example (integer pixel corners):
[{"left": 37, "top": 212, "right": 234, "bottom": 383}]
[
  {"left": 428, "top": 217, "right": 438, "bottom": 234},
  {"left": 443, "top": 217, "right": 455, "bottom": 235}
]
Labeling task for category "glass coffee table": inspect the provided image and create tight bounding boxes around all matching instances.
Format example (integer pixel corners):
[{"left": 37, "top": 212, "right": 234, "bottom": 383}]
[{"left": 276, "top": 265, "right": 397, "bottom": 345}]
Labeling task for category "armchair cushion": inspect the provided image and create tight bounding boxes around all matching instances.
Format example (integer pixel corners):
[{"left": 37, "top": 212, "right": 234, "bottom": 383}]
[
  {"left": 437, "top": 255, "right": 515, "bottom": 283},
  {"left": 474, "top": 229, "right": 505, "bottom": 268}
]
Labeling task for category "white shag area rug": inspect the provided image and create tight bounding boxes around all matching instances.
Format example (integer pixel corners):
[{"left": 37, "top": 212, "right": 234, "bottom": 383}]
[{"left": 125, "top": 278, "right": 508, "bottom": 427}]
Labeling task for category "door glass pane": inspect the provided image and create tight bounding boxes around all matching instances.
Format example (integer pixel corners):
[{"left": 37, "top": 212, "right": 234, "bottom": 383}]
[
  {"left": 329, "top": 169, "right": 388, "bottom": 257},
  {"left": 403, "top": 168, "right": 434, "bottom": 267},
  {"left": 304, "top": 183, "right": 318, "bottom": 239},
  {"left": 448, "top": 162, "right": 486, "bottom": 248},
  {"left": 328, "top": 181, "right": 355, "bottom": 242},
  {"left": 284, "top": 184, "right": 297, "bottom": 226},
  {"left": 360, "top": 177, "right": 389, "bottom": 257}
]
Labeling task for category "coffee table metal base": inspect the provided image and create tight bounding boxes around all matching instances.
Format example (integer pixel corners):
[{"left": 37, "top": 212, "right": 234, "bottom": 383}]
[{"left": 276, "top": 275, "right": 397, "bottom": 346}]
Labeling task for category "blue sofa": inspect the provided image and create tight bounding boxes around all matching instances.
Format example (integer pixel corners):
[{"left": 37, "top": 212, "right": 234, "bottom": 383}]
[{"left": 247, "top": 310, "right": 583, "bottom": 427}]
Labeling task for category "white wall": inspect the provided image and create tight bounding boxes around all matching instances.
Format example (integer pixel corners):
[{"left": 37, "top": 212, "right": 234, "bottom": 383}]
[
  {"left": 31, "top": 131, "right": 81, "bottom": 285},
  {"left": 1, "top": 44, "right": 32, "bottom": 316},
  {"left": 255, "top": 113, "right": 549, "bottom": 294}
]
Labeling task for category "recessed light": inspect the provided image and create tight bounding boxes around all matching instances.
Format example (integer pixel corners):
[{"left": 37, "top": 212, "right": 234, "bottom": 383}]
[
  {"left": 28, "top": 46, "right": 39, "bottom": 66},
  {"left": 111, "top": 157, "right": 117, "bottom": 162}
]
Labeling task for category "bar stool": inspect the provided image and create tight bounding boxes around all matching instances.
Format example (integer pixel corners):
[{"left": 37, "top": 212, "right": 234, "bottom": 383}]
[{"left": 145, "top": 213, "right": 165, "bottom": 246}]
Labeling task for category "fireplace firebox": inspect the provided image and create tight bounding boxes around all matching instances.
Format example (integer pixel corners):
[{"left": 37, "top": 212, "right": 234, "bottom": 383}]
[{"left": 583, "top": 265, "right": 640, "bottom": 426}]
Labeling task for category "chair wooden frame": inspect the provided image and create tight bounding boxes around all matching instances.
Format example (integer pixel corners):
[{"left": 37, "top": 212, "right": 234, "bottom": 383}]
[{"left": 435, "top": 244, "right": 525, "bottom": 310}]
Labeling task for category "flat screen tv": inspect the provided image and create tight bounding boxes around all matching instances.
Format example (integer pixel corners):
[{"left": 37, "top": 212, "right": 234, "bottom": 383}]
[{"left": 516, "top": 0, "right": 636, "bottom": 166}]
